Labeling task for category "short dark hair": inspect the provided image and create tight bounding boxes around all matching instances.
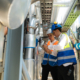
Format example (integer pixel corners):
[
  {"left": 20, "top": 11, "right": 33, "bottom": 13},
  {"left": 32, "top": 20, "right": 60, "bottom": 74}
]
[{"left": 54, "top": 28, "right": 62, "bottom": 32}]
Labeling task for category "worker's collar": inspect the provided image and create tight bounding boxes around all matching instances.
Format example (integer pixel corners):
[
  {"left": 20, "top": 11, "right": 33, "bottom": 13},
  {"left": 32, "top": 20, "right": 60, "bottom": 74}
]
[
  {"left": 58, "top": 33, "right": 62, "bottom": 40},
  {"left": 51, "top": 39, "right": 57, "bottom": 44}
]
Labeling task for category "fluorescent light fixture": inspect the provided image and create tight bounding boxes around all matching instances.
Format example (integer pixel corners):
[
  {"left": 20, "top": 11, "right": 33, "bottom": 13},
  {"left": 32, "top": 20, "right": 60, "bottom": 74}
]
[{"left": 53, "top": 2, "right": 72, "bottom": 7}]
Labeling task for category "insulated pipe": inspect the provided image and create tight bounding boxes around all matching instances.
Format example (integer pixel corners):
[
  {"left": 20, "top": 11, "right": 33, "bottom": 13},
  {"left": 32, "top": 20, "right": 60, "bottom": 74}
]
[
  {"left": 0, "top": 0, "right": 31, "bottom": 29},
  {"left": 24, "top": 2, "right": 41, "bottom": 79},
  {"left": 22, "top": 59, "right": 31, "bottom": 80},
  {"left": 29, "top": 2, "right": 37, "bottom": 22},
  {"left": 36, "top": 1, "right": 42, "bottom": 24},
  {"left": 25, "top": 48, "right": 34, "bottom": 59},
  {"left": 35, "top": 27, "right": 39, "bottom": 35},
  {"left": 24, "top": 16, "right": 37, "bottom": 80},
  {"left": 29, "top": 16, "right": 37, "bottom": 34},
  {"left": 24, "top": 16, "right": 37, "bottom": 59}
]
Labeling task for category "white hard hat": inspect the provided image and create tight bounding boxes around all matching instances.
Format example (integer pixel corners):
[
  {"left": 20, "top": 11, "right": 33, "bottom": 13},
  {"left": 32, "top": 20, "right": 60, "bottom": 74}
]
[{"left": 46, "top": 29, "right": 52, "bottom": 35}]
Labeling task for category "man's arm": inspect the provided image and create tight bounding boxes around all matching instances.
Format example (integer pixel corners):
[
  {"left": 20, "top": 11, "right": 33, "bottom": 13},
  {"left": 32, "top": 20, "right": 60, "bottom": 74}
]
[
  {"left": 42, "top": 44, "right": 52, "bottom": 54},
  {"left": 48, "top": 35, "right": 67, "bottom": 50}
]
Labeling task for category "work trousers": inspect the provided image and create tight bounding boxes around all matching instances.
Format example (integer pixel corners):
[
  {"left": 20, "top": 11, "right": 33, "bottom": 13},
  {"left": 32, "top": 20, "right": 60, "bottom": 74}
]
[
  {"left": 57, "top": 65, "right": 74, "bottom": 80},
  {"left": 42, "top": 64, "right": 58, "bottom": 80}
]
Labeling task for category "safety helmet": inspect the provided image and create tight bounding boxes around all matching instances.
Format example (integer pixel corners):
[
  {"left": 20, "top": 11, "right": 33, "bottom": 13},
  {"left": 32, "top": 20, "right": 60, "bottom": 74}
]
[
  {"left": 46, "top": 28, "right": 52, "bottom": 35},
  {"left": 51, "top": 22, "right": 62, "bottom": 32}
]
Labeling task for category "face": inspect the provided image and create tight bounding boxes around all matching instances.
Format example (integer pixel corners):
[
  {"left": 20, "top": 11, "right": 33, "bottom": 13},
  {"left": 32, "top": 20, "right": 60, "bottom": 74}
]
[
  {"left": 47, "top": 33, "right": 54, "bottom": 41},
  {"left": 53, "top": 30, "right": 58, "bottom": 37}
]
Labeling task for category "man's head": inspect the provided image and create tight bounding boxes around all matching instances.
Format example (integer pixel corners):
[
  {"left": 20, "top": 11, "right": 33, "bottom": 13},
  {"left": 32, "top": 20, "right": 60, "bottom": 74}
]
[
  {"left": 51, "top": 22, "right": 62, "bottom": 38},
  {"left": 46, "top": 29, "right": 54, "bottom": 42}
]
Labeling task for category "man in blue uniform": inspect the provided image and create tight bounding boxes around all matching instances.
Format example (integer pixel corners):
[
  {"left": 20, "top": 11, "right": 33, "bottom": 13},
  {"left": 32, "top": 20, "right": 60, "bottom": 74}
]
[
  {"left": 43, "top": 22, "right": 77, "bottom": 80},
  {"left": 42, "top": 28, "right": 58, "bottom": 80}
]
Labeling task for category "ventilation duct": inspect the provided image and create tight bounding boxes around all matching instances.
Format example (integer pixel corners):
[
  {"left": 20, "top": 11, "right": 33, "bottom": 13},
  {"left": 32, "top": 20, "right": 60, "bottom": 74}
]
[{"left": 0, "top": 0, "right": 31, "bottom": 29}]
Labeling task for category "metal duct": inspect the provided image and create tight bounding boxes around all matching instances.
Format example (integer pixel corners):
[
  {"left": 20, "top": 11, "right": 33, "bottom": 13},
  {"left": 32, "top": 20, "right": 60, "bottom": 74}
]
[
  {"left": 39, "top": 24, "right": 43, "bottom": 37},
  {"left": 24, "top": 34, "right": 36, "bottom": 59},
  {"left": 35, "top": 27, "right": 39, "bottom": 35},
  {"left": 24, "top": 34, "right": 36, "bottom": 48},
  {"left": 39, "top": 27, "right": 43, "bottom": 37},
  {"left": 30, "top": 3, "right": 37, "bottom": 17},
  {"left": 36, "top": 1, "right": 42, "bottom": 24},
  {"left": 25, "top": 2, "right": 38, "bottom": 58},
  {"left": 25, "top": 16, "right": 39, "bottom": 59},
  {"left": 24, "top": 2, "right": 42, "bottom": 79},
  {"left": 24, "top": 16, "right": 37, "bottom": 80},
  {"left": 0, "top": 0, "right": 31, "bottom": 29},
  {"left": 22, "top": 59, "right": 31, "bottom": 80},
  {"left": 24, "top": 59, "right": 35, "bottom": 80},
  {"left": 25, "top": 48, "right": 34, "bottom": 59},
  {"left": 29, "top": 16, "right": 37, "bottom": 34}
]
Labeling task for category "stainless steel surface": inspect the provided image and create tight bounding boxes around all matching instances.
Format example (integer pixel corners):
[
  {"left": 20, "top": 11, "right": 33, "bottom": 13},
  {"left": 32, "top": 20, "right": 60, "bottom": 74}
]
[
  {"left": 0, "top": 0, "right": 31, "bottom": 29},
  {"left": 24, "top": 34, "right": 36, "bottom": 47},
  {"left": 35, "top": 27, "right": 39, "bottom": 35},
  {"left": 24, "top": 16, "right": 36, "bottom": 80},
  {"left": 39, "top": 27, "right": 43, "bottom": 37},
  {"left": 24, "top": 2, "right": 42, "bottom": 80},
  {"left": 30, "top": 3, "right": 37, "bottom": 17},
  {"left": 29, "top": 1, "right": 42, "bottom": 25},
  {"left": 4, "top": 25, "right": 24, "bottom": 80},
  {"left": 24, "top": 59, "right": 35, "bottom": 80},
  {"left": 36, "top": 1, "right": 42, "bottom": 24},
  {"left": 24, "top": 22, "right": 36, "bottom": 80},
  {"left": 20, "top": 23, "right": 24, "bottom": 80},
  {"left": 34, "top": 46, "right": 38, "bottom": 80},
  {"left": 25, "top": 48, "right": 34, "bottom": 59},
  {"left": 0, "top": 25, "right": 4, "bottom": 62},
  {"left": 22, "top": 59, "right": 31, "bottom": 80},
  {"left": 29, "top": 17, "right": 37, "bottom": 34}
]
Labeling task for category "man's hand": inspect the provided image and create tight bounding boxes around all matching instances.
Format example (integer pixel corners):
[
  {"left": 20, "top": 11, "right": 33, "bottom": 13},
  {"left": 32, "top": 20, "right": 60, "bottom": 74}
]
[
  {"left": 43, "top": 44, "right": 48, "bottom": 49},
  {"left": 42, "top": 44, "right": 52, "bottom": 54}
]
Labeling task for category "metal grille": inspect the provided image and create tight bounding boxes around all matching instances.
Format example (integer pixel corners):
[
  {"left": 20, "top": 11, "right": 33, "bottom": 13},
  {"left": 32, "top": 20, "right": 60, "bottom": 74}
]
[
  {"left": 40, "top": 0, "right": 53, "bottom": 24},
  {"left": 64, "top": 1, "right": 80, "bottom": 28}
]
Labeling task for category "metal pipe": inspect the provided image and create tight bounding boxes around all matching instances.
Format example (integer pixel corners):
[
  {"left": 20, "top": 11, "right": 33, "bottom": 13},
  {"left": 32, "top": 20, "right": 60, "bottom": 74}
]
[
  {"left": 35, "top": 27, "right": 39, "bottom": 35},
  {"left": 36, "top": 1, "right": 42, "bottom": 24},
  {"left": 0, "top": 0, "right": 31, "bottom": 29},
  {"left": 25, "top": 48, "right": 34, "bottom": 59},
  {"left": 24, "top": 16, "right": 37, "bottom": 80},
  {"left": 24, "top": 16, "right": 37, "bottom": 59},
  {"left": 24, "top": 2, "right": 42, "bottom": 80},
  {"left": 22, "top": 59, "right": 31, "bottom": 80},
  {"left": 29, "top": 16, "right": 37, "bottom": 34}
]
